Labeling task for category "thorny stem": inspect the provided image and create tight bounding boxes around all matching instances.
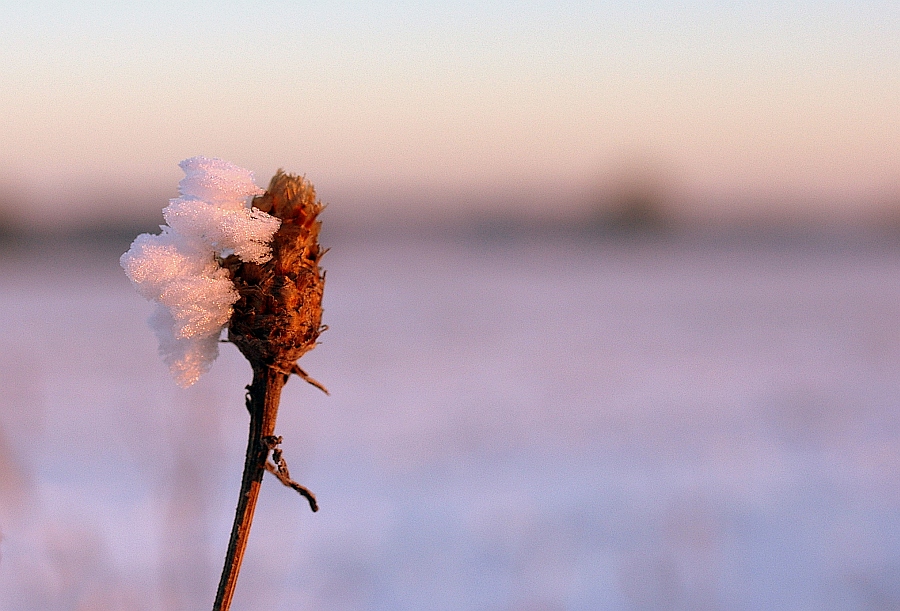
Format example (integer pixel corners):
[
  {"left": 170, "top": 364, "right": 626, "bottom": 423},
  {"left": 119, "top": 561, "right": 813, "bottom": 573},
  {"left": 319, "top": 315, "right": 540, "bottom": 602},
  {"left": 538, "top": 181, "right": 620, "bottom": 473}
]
[{"left": 213, "top": 366, "right": 317, "bottom": 611}]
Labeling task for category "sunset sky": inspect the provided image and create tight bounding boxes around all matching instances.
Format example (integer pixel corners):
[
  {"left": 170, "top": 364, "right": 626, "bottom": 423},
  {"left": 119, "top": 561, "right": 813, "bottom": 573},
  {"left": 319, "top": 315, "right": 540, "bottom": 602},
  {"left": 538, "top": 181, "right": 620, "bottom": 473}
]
[{"left": 1, "top": 1, "right": 897, "bottom": 228}]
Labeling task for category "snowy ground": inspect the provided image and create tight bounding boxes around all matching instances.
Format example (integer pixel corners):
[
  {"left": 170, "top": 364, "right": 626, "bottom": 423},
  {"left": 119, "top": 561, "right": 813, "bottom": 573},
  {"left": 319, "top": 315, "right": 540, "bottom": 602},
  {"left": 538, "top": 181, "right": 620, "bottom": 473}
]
[{"left": 1, "top": 229, "right": 900, "bottom": 610}]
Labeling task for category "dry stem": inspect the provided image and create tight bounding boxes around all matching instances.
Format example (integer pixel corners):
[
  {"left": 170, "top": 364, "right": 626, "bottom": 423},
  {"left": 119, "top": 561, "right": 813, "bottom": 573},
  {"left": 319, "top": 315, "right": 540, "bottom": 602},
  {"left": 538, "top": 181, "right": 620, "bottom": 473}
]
[{"left": 212, "top": 366, "right": 316, "bottom": 611}]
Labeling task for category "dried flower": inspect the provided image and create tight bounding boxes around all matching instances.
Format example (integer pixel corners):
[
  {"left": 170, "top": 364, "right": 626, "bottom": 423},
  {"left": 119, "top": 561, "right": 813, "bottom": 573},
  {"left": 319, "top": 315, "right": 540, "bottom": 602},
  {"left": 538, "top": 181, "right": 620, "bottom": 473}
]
[
  {"left": 214, "top": 170, "right": 328, "bottom": 610},
  {"left": 225, "top": 170, "right": 327, "bottom": 374},
  {"left": 121, "top": 159, "right": 328, "bottom": 611}
]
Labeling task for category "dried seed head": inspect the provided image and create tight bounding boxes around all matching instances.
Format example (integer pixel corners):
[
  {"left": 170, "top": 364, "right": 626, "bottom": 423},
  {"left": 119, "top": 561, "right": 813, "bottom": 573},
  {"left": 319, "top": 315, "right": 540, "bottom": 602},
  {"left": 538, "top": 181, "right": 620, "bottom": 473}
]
[{"left": 225, "top": 171, "right": 326, "bottom": 372}]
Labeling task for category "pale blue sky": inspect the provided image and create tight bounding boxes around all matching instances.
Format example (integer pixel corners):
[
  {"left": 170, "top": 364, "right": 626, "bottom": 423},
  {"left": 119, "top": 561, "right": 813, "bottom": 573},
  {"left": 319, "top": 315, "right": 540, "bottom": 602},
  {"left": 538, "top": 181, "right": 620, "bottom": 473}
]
[{"left": 1, "top": 1, "right": 898, "bottom": 226}]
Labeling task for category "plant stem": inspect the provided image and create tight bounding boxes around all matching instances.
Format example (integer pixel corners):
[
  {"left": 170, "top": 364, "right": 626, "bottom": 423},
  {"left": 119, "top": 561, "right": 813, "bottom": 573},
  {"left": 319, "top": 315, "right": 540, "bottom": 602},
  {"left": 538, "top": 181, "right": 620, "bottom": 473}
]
[{"left": 213, "top": 366, "right": 286, "bottom": 611}]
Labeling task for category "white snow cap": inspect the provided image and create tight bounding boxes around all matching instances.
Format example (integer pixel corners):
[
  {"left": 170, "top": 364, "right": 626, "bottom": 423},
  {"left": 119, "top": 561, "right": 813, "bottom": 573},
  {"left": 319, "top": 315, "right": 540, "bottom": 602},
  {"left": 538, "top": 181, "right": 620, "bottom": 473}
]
[{"left": 121, "top": 157, "right": 281, "bottom": 387}]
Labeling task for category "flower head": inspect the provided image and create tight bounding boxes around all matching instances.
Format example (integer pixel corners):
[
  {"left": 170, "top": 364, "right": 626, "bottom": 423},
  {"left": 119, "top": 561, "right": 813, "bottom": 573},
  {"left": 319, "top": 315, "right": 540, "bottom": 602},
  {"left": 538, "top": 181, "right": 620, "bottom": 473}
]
[{"left": 225, "top": 170, "right": 326, "bottom": 374}]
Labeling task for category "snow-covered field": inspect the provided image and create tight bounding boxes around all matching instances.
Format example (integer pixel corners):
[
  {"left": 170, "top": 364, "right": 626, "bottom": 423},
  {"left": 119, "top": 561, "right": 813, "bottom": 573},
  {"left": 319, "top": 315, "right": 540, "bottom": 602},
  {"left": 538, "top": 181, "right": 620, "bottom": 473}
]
[{"left": 2, "top": 230, "right": 900, "bottom": 610}]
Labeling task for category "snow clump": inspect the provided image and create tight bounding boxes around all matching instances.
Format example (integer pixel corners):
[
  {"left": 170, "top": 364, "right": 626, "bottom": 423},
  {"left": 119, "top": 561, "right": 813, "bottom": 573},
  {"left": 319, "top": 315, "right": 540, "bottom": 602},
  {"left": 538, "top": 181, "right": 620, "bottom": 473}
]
[{"left": 120, "top": 157, "right": 281, "bottom": 387}]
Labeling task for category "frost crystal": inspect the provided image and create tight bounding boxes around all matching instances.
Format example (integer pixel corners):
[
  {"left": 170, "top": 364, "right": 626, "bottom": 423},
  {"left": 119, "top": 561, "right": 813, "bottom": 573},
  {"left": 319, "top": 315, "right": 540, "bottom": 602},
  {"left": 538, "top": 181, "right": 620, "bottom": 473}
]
[{"left": 121, "top": 157, "right": 281, "bottom": 387}]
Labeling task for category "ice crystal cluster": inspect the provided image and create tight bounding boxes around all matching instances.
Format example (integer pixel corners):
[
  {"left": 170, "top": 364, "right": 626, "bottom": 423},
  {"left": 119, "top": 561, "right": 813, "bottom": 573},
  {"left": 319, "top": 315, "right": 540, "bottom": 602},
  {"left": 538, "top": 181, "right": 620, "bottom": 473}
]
[{"left": 121, "top": 157, "right": 281, "bottom": 387}]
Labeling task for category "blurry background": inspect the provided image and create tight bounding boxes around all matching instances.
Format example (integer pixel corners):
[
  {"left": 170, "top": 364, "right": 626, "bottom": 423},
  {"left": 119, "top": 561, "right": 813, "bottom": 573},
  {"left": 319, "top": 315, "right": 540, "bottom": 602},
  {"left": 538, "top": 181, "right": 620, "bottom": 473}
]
[
  {"left": 1, "top": 0, "right": 898, "bottom": 233},
  {"left": 1, "top": 1, "right": 900, "bottom": 609}
]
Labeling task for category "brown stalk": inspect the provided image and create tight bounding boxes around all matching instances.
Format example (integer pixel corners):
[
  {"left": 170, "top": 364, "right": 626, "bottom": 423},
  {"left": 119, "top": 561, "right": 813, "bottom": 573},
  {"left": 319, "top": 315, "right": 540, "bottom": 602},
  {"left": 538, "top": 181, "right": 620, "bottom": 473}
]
[{"left": 213, "top": 172, "right": 327, "bottom": 611}]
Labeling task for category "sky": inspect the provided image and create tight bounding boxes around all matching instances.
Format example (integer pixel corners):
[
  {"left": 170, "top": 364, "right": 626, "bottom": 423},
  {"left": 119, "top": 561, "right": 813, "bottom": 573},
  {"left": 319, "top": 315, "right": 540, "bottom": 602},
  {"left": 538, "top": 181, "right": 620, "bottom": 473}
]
[{"left": 0, "top": 0, "right": 898, "bottom": 229}]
